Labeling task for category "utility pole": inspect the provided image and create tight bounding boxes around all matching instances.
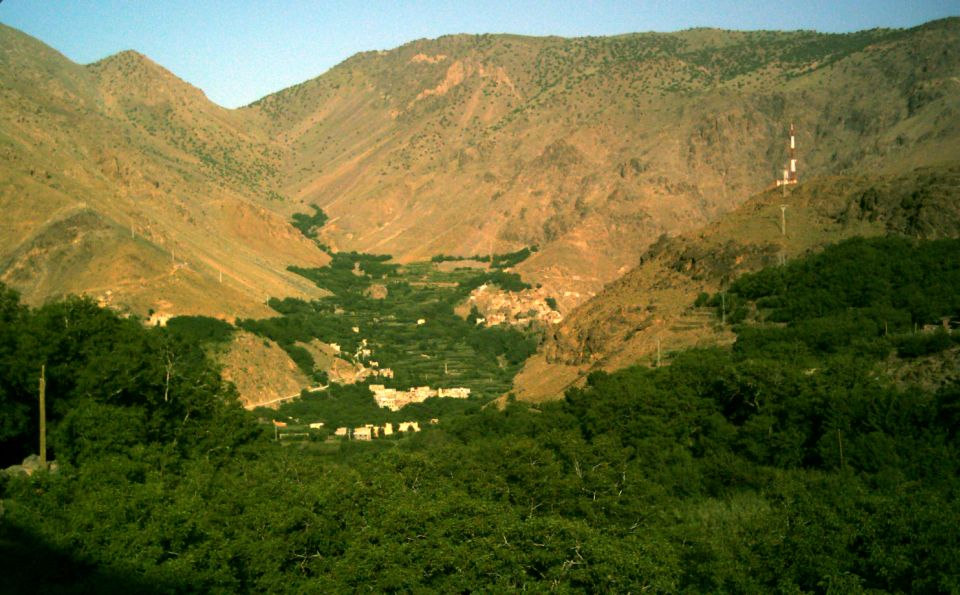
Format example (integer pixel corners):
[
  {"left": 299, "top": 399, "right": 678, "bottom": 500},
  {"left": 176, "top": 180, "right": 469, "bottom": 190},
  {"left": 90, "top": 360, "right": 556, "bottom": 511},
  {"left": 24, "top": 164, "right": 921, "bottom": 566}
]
[
  {"left": 656, "top": 337, "right": 662, "bottom": 368},
  {"left": 837, "top": 429, "right": 845, "bottom": 469},
  {"left": 39, "top": 365, "right": 47, "bottom": 466},
  {"left": 780, "top": 204, "right": 787, "bottom": 236}
]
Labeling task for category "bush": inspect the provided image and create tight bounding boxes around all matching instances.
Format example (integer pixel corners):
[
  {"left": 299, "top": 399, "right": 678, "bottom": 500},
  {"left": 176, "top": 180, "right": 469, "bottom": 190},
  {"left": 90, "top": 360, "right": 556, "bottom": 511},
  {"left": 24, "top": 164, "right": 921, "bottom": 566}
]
[
  {"left": 290, "top": 204, "right": 328, "bottom": 239},
  {"left": 895, "top": 329, "right": 956, "bottom": 359},
  {"left": 165, "top": 316, "right": 235, "bottom": 344}
]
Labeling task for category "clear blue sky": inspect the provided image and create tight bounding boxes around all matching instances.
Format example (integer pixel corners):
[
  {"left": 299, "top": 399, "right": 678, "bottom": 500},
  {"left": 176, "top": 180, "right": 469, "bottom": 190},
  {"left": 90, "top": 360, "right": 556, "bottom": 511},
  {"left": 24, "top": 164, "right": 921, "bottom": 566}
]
[{"left": 1, "top": 1, "right": 957, "bottom": 108}]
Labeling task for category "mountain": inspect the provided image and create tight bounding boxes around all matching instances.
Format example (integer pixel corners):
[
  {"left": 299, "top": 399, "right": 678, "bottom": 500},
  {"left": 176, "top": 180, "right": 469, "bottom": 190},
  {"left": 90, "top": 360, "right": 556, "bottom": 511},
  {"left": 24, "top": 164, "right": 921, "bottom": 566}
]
[
  {"left": 511, "top": 163, "right": 960, "bottom": 401},
  {"left": 3, "top": 19, "right": 958, "bottom": 316},
  {"left": 1, "top": 19, "right": 958, "bottom": 406},
  {"left": 248, "top": 18, "right": 960, "bottom": 307},
  {"left": 0, "top": 23, "right": 328, "bottom": 322}
]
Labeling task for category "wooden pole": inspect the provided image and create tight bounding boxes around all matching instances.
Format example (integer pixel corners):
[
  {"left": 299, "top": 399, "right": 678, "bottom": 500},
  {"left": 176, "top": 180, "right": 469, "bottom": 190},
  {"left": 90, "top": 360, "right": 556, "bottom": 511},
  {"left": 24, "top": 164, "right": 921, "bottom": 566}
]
[
  {"left": 837, "top": 429, "right": 845, "bottom": 469},
  {"left": 39, "top": 364, "right": 46, "bottom": 466}
]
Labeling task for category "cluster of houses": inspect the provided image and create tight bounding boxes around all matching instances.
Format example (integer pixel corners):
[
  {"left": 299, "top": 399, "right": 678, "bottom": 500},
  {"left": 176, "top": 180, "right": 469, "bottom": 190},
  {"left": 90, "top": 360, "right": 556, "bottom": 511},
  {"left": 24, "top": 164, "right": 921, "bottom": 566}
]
[
  {"left": 334, "top": 421, "right": 432, "bottom": 441},
  {"left": 368, "top": 384, "right": 471, "bottom": 411},
  {"left": 271, "top": 419, "right": 435, "bottom": 441},
  {"left": 468, "top": 283, "right": 563, "bottom": 327}
]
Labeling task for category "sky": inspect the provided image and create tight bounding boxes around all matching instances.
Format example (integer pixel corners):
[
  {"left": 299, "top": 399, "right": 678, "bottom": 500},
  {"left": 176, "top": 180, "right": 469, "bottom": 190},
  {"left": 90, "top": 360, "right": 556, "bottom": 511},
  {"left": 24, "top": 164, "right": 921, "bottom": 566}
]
[{"left": 1, "top": 1, "right": 957, "bottom": 108}]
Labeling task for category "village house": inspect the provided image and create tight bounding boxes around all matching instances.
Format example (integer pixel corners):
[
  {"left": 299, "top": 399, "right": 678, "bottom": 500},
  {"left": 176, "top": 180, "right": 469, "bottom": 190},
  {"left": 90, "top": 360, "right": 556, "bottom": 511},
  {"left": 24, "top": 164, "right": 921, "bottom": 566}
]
[
  {"left": 468, "top": 284, "right": 563, "bottom": 328},
  {"left": 368, "top": 384, "right": 470, "bottom": 411},
  {"left": 147, "top": 312, "right": 172, "bottom": 327},
  {"left": 329, "top": 420, "right": 422, "bottom": 440},
  {"left": 437, "top": 387, "right": 471, "bottom": 399},
  {"left": 398, "top": 421, "right": 420, "bottom": 433}
]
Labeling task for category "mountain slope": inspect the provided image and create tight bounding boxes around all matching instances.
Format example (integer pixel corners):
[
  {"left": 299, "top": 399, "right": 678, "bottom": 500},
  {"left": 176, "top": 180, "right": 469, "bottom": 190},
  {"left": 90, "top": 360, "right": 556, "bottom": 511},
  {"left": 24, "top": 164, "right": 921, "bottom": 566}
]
[
  {"left": 0, "top": 23, "right": 328, "bottom": 319},
  {"left": 1, "top": 20, "right": 958, "bottom": 408},
  {"left": 511, "top": 163, "right": 960, "bottom": 401},
  {"left": 249, "top": 19, "right": 960, "bottom": 308},
  {"left": 3, "top": 19, "right": 958, "bottom": 316}
]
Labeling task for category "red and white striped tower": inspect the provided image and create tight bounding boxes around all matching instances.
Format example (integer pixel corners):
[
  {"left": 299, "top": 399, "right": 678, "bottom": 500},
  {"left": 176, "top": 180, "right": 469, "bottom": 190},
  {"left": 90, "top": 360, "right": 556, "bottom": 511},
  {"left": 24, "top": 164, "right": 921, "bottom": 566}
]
[
  {"left": 775, "top": 123, "right": 799, "bottom": 187},
  {"left": 788, "top": 123, "right": 798, "bottom": 183}
]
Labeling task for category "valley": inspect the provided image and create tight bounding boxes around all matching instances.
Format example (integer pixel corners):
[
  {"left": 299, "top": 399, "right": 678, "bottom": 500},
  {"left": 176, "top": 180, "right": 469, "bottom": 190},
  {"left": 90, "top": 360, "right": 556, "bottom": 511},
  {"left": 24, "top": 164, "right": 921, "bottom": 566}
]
[
  {"left": 3, "top": 18, "right": 959, "bottom": 405},
  {"left": 0, "top": 13, "right": 959, "bottom": 592}
]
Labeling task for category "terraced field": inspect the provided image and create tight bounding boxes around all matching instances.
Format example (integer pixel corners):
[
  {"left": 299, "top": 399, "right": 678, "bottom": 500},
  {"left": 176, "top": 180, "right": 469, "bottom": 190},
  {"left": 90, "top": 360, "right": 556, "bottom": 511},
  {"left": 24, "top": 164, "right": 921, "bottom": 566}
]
[{"left": 238, "top": 251, "right": 541, "bottom": 427}]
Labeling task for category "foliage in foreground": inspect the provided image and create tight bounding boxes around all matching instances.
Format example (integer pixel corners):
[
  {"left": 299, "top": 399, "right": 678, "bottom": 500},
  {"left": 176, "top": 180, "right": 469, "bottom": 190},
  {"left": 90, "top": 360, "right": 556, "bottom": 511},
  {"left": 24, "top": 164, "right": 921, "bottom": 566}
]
[{"left": 1, "top": 236, "right": 958, "bottom": 592}]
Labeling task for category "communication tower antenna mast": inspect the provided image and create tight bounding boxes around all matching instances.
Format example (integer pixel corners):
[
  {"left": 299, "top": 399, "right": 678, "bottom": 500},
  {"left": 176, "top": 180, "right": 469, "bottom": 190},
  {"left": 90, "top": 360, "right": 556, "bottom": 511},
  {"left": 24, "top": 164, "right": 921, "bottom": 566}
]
[
  {"left": 789, "top": 123, "right": 798, "bottom": 184},
  {"left": 775, "top": 122, "right": 798, "bottom": 190}
]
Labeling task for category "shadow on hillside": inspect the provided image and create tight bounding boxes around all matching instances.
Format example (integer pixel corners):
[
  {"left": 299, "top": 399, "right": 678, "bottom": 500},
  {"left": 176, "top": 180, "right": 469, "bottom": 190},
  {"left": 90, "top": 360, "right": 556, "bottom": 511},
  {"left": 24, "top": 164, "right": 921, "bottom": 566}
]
[{"left": 0, "top": 521, "right": 181, "bottom": 595}]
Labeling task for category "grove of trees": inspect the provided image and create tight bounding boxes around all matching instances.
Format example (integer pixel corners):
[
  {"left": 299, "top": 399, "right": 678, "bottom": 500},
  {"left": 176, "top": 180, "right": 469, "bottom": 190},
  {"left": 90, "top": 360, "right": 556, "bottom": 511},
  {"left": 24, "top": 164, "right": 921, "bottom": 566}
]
[{"left": 1, "top": 236, "right": 957, "bottom": 592}]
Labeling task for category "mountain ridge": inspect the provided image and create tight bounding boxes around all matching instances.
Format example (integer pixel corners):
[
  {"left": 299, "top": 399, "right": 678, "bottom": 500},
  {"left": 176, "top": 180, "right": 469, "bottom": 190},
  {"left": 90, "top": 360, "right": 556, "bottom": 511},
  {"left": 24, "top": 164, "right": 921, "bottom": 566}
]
[
  {"left": 240, "top": 17, "right": 959, "bottom": 308},
  {"left": 0, "top": 23, "right": 328, "bottom": 321},
  {"left": 1, "top": 20, "right": 958, "bottom": 407}
]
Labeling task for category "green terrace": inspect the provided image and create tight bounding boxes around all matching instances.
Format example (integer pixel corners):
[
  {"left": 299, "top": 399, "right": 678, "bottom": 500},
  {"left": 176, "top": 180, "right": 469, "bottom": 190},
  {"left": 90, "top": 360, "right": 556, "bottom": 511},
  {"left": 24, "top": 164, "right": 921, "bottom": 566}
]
[{"left": 236, "top": 250, "right": 539, "bottom": 427}]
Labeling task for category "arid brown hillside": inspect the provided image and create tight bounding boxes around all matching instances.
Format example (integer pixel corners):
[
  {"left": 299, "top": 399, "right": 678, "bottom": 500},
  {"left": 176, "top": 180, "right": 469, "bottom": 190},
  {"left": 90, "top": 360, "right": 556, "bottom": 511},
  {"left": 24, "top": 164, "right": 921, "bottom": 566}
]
[
  {"left": 510, "top": 164, "right": 960, "bottom": 402},
  {"left": 2, "top": 20, "right": 958, "bottom": 320},
  {"left": 249, "top": 19, "right": 960, "bottom": 307},
  {"left": 0, "top": 23, "right": 328, "bottom": 321}
]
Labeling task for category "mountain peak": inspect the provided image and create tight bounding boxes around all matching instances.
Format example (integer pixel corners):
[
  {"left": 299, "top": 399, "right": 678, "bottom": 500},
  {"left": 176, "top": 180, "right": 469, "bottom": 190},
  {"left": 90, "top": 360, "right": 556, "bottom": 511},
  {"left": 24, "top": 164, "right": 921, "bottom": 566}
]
[{"left": 89, "top": 48, "right": 209, "bottom": 107}]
